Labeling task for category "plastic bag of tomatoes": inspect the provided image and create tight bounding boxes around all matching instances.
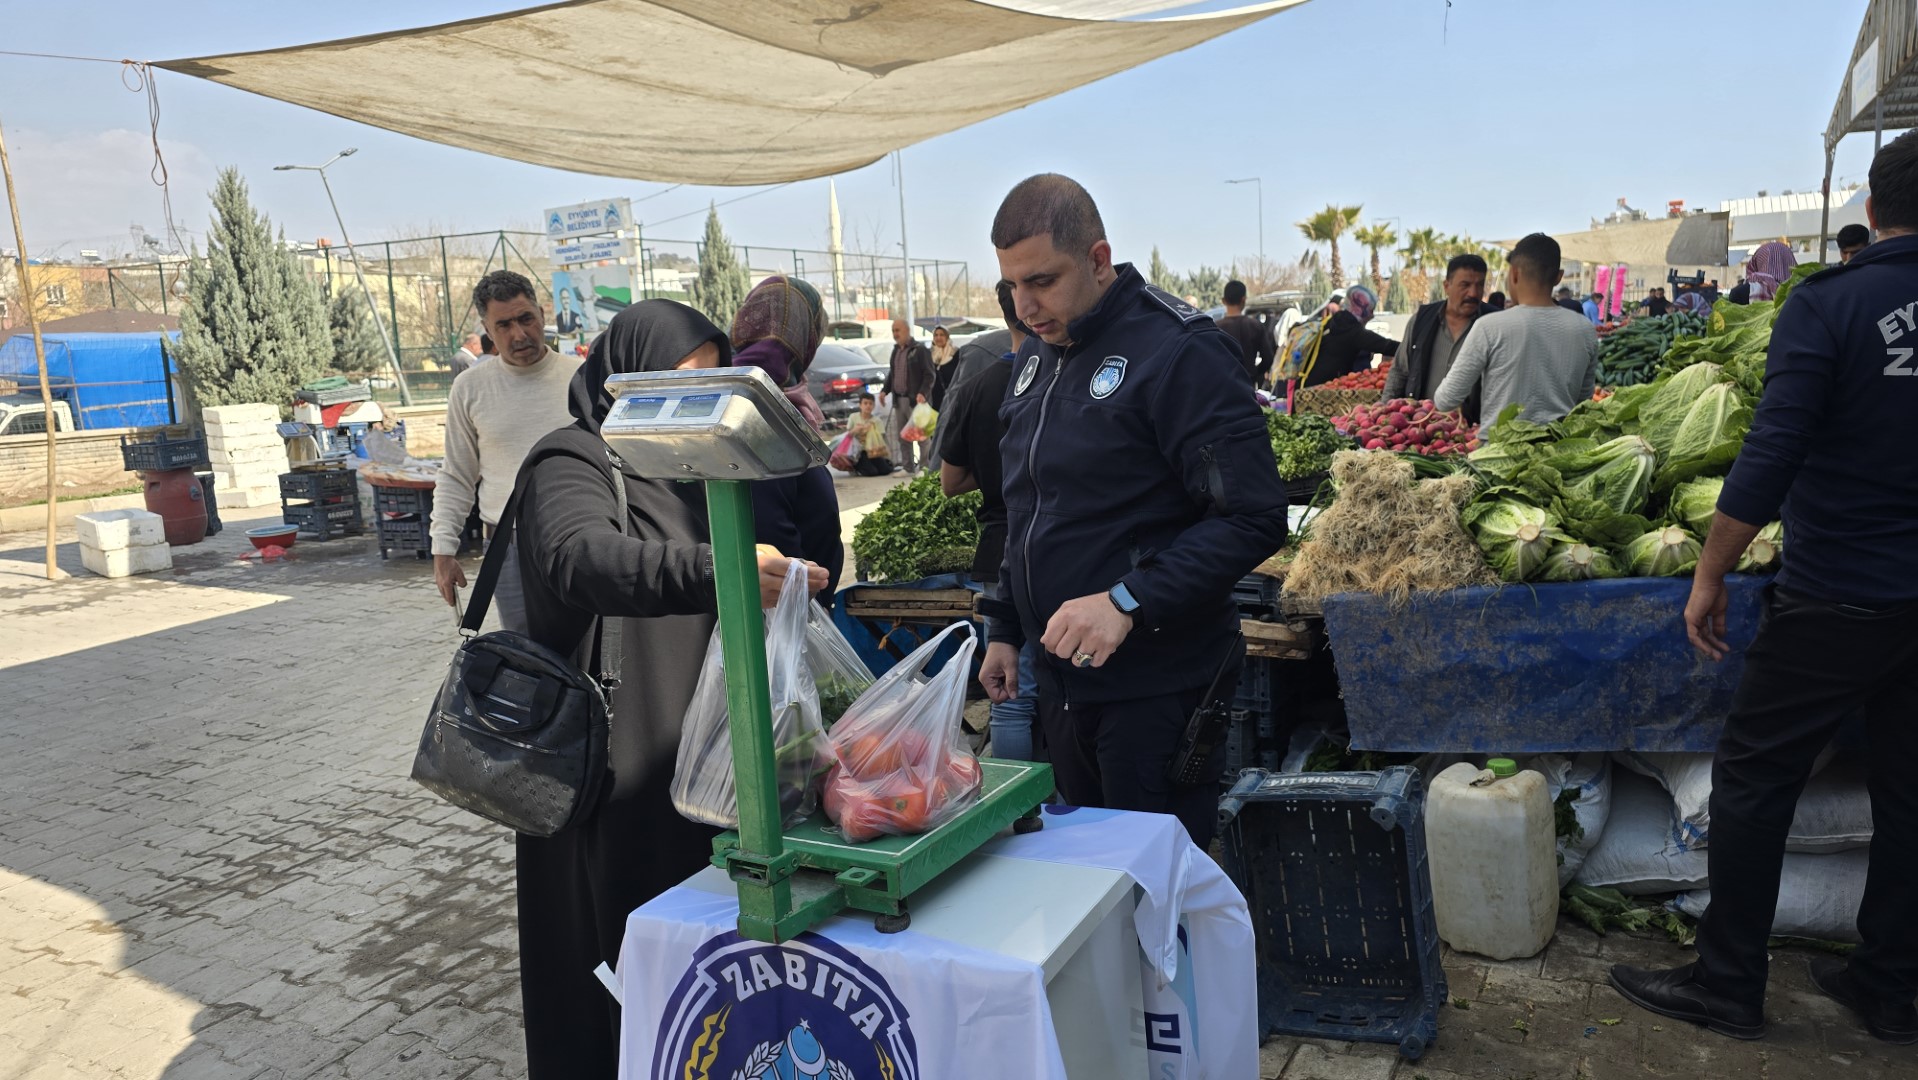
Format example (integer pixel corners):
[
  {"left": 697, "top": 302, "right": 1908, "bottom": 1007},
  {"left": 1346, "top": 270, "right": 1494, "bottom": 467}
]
[{"left": 822, "top": 622, "right": 983, "bottom": 842}]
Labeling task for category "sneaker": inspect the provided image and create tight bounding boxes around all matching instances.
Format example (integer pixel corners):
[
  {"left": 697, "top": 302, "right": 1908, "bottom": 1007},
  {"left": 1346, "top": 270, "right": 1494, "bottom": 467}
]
[
  {"left": 1609, "top": 962, "right": 1767, "bottom": 1040},
  {"left": 1810, "top": 956, "right": 1918, "bottom": 1044}
]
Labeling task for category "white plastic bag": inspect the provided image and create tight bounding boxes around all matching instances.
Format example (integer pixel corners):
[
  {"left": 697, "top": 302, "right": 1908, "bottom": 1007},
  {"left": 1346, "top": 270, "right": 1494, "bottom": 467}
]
[
  {"left": 822, "top": 621, "right": 981, "bottom": 842},
  {"left": 805, "top": 602, "right": 873, "bottom": 727},
  {"left": 909, "top": 401, "right": 937, "bottom": 435},
  {"left": 672, "top": 561, "right": 832, "bottom": 829}
]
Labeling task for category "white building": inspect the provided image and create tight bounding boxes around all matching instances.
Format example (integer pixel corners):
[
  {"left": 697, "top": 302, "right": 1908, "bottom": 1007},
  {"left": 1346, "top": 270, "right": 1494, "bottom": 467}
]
[{"left": 1720, "top": 186, "right": 1869, "bottom": 264}]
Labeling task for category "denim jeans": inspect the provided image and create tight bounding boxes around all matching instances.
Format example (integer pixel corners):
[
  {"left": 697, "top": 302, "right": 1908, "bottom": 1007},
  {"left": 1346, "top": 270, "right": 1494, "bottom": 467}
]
[{"left": 988, "top": 641, "right": 1039, "bottom": 761}]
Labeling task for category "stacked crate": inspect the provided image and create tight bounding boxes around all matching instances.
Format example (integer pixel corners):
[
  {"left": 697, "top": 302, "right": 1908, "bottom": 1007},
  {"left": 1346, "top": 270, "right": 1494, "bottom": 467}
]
[
  {"left": 279, "top": 468, "right": 365, "bottom": 541},
  {"left": 202, "top": 404, "right": 290, "bottom": 509},
  {"left": 75, "top": 508, "right": 172, "bottom": 578}
]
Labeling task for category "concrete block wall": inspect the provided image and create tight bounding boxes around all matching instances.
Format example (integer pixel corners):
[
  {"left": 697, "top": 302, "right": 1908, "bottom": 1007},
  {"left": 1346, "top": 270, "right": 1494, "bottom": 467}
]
[{"left": 0, "top": 428, "right": 139, "bottom": 508}]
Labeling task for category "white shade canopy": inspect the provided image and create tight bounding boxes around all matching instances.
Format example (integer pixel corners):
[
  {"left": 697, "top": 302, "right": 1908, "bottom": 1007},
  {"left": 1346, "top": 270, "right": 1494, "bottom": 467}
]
[{"left": 158, "top": 0, "right": 1306, "bottom": 186}]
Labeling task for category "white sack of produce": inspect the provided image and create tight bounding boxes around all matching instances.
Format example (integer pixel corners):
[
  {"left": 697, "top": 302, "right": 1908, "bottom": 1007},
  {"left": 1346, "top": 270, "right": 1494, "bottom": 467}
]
[
  {"left": 1783, "top": 760, "right": 1875, "bottom": 854},
  {"left": 1574, "top": 770, "right": 1707, "bottom": 895},
  {"left": 1672, "top": 851, "right": 1870, "bottom": 942},
  {"left": 1616, "top": 746, "right": 1851, "bottom": 854},
  {"left": 1525, "top": 753, "right": 1613, "bottom": 888}
]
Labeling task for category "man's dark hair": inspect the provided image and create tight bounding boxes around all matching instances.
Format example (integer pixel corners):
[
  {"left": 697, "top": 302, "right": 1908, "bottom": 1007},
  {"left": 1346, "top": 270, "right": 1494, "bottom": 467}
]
[
  {"left": 479, "top": 333, "right": 495, "bottom": 354},
  {"left": 1869, "top": 130, "right": 1918, "bottom": 232},
  {"left": 1445, "top": 253, "right": 1488, "bottom": 280},
  {"left": 1507, "top": 233, "right": 1561, "bottom": 287},
  {"left": 473, "top": 269, "right": 538, "bottom": 315},
  {"left": 994, "top": 279, "right": 1034, "bottom": 337},
  {"left": 991, "top": 174, "right": 1106, "bottom": 255},
  {"left": 1836, "top": 222, "right": 1871, "bottom": 250},
  {"left": 1222, "top": 280, "right": 1248, "bottom": 306}
]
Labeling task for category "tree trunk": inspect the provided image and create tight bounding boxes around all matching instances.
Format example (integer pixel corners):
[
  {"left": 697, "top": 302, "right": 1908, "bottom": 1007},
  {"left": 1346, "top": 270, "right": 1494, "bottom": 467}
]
[
  {"left": 1371, "top": 249, "right": 1383, "bottom": 294},
  {"left": 1330, "top": 240, "right": 1345, "bottom": 289}
]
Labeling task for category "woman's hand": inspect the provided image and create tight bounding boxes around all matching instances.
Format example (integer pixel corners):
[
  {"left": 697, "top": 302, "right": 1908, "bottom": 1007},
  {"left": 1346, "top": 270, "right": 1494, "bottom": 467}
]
[{"left": 756, "top": 555, "right": 828, "bottom": 607}]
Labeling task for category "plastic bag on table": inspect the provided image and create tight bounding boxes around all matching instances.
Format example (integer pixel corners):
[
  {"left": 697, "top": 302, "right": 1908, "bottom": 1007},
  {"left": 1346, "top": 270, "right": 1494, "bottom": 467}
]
[
  {"left": 822, "top": 621, "right": 981, "bottom": 842},
  {"left": 909, "top": 401, "right": 937, "bottom": 436},
  {"left": 805, "top": 602, "right": 873, "bottom": 728},
  {"left": 828, "top": 432, "right": 858, "bottom": 473},
  {"left": 671, "top": 560, "right": 832, "bottom": 829}
]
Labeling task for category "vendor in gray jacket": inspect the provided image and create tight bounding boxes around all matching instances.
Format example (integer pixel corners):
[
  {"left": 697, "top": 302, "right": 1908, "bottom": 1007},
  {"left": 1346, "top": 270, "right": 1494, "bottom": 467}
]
[{"left": 1383, "top": 253, "right": 1488, "bottom": 421}]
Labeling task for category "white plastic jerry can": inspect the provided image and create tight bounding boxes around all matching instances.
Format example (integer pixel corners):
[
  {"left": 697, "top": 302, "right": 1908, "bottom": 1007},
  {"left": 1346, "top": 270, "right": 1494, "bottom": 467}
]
[{"left": 1426, "top": 758, "right": 1559, "bottom": 960}]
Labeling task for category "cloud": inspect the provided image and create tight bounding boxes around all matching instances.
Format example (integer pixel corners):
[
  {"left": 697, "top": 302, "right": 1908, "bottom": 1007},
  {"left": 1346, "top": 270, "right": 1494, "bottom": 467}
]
[{"left": 0, "top": 127, "right": 217, "bottom": 258}]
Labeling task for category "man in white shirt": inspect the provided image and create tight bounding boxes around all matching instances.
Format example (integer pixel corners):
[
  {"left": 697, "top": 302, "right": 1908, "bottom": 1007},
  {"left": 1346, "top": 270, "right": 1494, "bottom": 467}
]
[
  {"left": 430, "top": 271, "right": 582, "bottom": 630},
  {"left": 1435, "top": 233, "right": 1599, "bottom": 427},
  {"left": 448, "top": 332, "right": 484, "bottom": 377}
]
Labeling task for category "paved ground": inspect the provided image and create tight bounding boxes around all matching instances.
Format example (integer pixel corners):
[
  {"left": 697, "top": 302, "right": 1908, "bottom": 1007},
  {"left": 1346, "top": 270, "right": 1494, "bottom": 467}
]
[{"left": 1, "top": 480, "right": 1914, "bottom": 1079}]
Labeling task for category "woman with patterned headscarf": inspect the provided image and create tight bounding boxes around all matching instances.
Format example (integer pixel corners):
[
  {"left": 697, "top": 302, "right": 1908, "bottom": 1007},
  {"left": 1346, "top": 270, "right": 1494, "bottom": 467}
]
[
  {"left": 731, "top": 276, "right": 844, "bottom": 603},
  {"left": 1304, "top": 284, "right": 1402, "bottom": 387},
  {"left": 1732, "top": 241, "right": 1798, "bottom": 304}
]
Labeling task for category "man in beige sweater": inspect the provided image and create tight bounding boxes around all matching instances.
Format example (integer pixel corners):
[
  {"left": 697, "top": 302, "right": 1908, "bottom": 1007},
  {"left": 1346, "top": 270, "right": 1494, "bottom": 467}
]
[{"left": 430, "top": 271, "right": 581, "bottom": 630}]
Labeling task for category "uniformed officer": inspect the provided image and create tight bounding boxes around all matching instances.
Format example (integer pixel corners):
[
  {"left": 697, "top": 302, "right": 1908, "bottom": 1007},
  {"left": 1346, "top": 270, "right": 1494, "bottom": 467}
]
[{"left": 976, "top": 174, "right": 1290, "bottom": 846}]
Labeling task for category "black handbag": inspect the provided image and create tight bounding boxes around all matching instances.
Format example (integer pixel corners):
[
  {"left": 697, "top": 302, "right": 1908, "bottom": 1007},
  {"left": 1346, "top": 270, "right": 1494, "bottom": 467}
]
[{"left": 409, "top": 454, "right": 627, "bottom": 837}]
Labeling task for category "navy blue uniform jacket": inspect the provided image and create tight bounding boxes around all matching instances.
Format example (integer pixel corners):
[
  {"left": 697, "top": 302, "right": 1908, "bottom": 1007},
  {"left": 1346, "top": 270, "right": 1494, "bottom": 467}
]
[{"left": 988, "top": 264, "right": 1290, "bottom": 702}]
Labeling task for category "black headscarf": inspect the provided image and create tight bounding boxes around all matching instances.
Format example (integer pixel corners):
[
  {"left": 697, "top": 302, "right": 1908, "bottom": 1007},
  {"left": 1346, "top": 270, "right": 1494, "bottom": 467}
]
[{"left": 568, "top": 299, "right": 733, "bottom": 432}]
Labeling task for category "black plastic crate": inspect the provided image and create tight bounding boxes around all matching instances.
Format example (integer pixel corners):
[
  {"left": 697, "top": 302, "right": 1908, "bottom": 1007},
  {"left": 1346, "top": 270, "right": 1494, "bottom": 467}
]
[
  {"left": 197, "top": 473, "right": 223, "bottom": 537},
  {"left": 295, "top": 383, "right": 372, "bottom": 406},
  {"left": 1233, "top": 656, "right": 1275, "bottom": 717},
  {"left": 372, "top": 484, "right": 432, "bottom": 516},
  {"left": 1219, "top": 709, "right": 1260, "bottom": 780},
  {"left": 121, "top": 430, "right": 209, "bottom": 472},
  {"left": 1219, "top": 767, "right": 1446, "bottom": 1061},
  {"left": 377, "top": 516, "right": 432, "bottom": 560},
  {"left": 1233, "top": 573, "right": 1282, "bottom": 621},
  {"left": 278, "top": 469, "right": 358, "bottom": 502},
  {"left": 282, "top": 499, "right": 364, "bottom": 541}
]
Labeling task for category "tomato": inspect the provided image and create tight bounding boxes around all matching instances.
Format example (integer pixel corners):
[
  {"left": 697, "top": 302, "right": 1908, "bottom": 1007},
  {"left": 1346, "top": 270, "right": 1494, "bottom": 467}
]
[{"left": 835, "top": 791, "right": 888, "bottom": 842}]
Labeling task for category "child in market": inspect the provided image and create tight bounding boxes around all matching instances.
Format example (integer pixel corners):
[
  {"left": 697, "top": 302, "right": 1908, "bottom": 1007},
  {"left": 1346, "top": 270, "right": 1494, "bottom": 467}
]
[{"left": 848, "top": 394, "right": 893, "bottom": 477}]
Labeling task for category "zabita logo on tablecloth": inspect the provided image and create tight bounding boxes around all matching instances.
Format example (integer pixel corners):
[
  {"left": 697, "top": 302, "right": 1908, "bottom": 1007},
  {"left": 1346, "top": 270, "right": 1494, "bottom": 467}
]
[{"left": 654, "top": 932, "right": 919, "bottom": 1080}]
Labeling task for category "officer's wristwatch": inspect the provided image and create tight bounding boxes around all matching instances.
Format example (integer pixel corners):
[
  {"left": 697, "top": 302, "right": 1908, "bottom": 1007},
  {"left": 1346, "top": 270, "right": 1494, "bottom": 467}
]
[{"left": 1108, "top": 582, "right": 1142, "bottom": 625}]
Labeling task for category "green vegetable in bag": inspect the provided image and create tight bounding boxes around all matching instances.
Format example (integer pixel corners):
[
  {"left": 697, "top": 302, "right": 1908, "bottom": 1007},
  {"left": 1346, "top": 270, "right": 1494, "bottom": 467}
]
[{"left": 1624, "top": 526, "right": 1702, "bottom": 577}]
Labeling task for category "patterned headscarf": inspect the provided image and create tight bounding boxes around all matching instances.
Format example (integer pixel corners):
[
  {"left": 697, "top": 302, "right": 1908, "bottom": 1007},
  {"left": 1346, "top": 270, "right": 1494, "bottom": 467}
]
[
  {"left": 1344, "top": 285, "right": 1377, "bottom": 325},
  {"left": 731, "top": 276, "right": 825, "bottom": 381},
  {"left": 1744, "top": 241, "right": 1797, "bottom": 303},
  {"left": 1674, "top": 291, "right": 1711, "bottom": 317}
]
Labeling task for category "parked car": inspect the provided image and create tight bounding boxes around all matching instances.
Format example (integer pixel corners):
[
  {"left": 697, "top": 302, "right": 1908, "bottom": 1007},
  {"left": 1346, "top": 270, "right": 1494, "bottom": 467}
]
[
  {"left": 0, "top": 395, "right": 75, "bottom": 437},
  {"left": 806, "top": 343, "right": 888, "bottom": 431}
]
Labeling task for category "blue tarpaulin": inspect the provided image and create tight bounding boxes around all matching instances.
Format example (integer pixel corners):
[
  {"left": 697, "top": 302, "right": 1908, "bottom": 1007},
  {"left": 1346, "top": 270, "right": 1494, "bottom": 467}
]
[
  {"left": 0, "top": 331, "right": 179, "bottom": 429},
  {"left": 831, "top": 574, "right": 981, "bottom": 680},
  {"left": 1321, "top": 575, "right": 1770, "bottom": 753}
]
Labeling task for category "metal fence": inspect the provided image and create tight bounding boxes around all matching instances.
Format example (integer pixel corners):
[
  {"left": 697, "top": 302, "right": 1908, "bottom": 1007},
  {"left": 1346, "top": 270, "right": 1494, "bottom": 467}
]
[{"left": 85, "top": 230, "right": 976, "bottom": 405}]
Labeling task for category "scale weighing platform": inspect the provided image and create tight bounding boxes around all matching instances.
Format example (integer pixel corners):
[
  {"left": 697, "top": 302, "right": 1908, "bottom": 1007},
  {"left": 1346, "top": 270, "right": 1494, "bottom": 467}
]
[{"left": 600, "top": 367, "right": 1054, "bottom": 943}]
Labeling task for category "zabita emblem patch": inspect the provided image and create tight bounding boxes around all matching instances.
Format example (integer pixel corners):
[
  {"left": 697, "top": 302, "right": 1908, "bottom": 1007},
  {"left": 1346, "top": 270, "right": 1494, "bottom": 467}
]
[
  {"left": 1090, "top": 356, "right": 1128, "bottom": 399},
  {"left": 1014, "top": 354, "right": 1041, "bottom": 395},
  {"left": 654, "top": 931, "right": 918, "bottom": 1080}
]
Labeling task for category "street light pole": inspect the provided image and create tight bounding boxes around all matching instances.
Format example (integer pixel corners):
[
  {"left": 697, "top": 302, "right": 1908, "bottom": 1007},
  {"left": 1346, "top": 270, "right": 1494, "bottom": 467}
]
[
  {"left": 274, "top": 149, "right": 413, "bottom": 406},
  {"left": 1227, "top": 177, "right": 1264, "bottom": 270}
]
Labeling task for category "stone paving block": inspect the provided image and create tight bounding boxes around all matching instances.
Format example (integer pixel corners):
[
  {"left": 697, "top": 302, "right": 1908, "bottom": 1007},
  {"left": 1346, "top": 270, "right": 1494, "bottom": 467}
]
[{"left": 1280, "top": 1043, "right": 1398, "bottom": 1080}]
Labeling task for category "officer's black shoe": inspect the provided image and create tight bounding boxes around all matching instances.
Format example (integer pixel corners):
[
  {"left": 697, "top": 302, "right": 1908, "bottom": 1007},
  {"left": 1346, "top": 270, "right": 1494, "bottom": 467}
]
[
  {"left": 1810, "top": 956, "right": 1918, "bottom": 1044},
  {"left": 1609, "top": 962, "right": 1767, "bottom": 1040}
]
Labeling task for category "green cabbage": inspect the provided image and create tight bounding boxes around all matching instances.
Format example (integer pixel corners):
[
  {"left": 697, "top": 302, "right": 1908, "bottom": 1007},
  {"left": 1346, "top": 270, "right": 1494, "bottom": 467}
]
[
  {"left": 1668, "top": 477, "right": 1725, "bottom": 539},
  {"left": 1624, "top": 526, "right": 1702, "bottom": 577},
  {"left": 1654, "top": 382, "right": 1753, "bottom": 493},
  {"left": 1709, "top": 298, "right": 1774, "bottom": 336},
  {"left": 1638, "top": 363, "right": 1728, "bottom": 451},
  {"left": 1466, "top": 440, "right": 1539, "bottom": 486},
  {"left": 1737, "top": 521, "right": 1784, "bottom": 573},
  {"left": 1538, "top": 542, "right": 1622, "bottom": 582},
  {"left": 1547, "top": 435, "right": 1657, "bottom": 516},
  {"left": 1463, "top": 499, "right": 1571, "bottom": 582}
]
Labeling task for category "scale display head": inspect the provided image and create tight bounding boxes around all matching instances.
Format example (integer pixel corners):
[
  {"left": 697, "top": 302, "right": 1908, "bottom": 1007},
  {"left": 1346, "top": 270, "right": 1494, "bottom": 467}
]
[{"left": 598, "top": 367, "right": 825, "bottom": 481}]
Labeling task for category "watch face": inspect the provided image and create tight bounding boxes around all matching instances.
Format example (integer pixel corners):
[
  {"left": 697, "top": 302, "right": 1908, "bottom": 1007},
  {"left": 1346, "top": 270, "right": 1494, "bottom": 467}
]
[{"left": 1110, "top": 583, "right": 1140, "bottom": 613}]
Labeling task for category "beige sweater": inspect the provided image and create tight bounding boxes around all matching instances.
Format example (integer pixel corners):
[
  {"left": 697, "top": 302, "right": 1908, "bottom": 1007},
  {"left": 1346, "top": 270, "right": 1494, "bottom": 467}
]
[{"left": 429, "top": 349, "right": 582, "bottom": 555}]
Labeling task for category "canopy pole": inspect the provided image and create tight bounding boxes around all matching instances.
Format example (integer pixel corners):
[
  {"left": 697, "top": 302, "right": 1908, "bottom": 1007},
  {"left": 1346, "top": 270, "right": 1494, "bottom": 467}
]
[
  {"left": 896, "top": 151, "right": 913, "bottom": 331},
  {"left": 1818, "top": 144, "right": 1836, "bottom": 264},
  {"left": 0, "top": 112, "right": 62, "bottom": 580}
]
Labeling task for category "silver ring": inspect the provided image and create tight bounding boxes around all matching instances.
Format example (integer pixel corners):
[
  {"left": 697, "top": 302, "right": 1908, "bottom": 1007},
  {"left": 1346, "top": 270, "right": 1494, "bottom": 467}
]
[{"left": 1074, "top": 652, "right": 1094, "bottom": 668}]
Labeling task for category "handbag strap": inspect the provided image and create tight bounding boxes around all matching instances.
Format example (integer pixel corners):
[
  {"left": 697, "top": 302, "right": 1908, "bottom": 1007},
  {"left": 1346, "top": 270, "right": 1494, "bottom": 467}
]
[{"left": 460, "top": 446, "right": 631, "bottom": 695}]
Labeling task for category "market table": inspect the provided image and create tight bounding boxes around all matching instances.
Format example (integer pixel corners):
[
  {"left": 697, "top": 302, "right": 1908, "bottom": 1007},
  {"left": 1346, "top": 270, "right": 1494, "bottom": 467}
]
[
  {"left": 616, "top": 806, "right": 1258, "bottom": 1080},
  {"left": 1319, "top": 574, "right": 1769, "bottom": 753}
]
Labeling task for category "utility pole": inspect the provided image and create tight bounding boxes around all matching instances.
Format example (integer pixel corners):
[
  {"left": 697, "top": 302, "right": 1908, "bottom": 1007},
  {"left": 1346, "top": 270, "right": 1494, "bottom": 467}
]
[{"left": 0, "top": 113, "right": 64, "bottom": 579}]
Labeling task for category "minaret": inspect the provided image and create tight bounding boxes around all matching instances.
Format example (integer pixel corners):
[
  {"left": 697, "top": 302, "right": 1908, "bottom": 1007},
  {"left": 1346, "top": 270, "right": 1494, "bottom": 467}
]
[{"left": 828, "top": 180, "right": 846, "bottom": 319}]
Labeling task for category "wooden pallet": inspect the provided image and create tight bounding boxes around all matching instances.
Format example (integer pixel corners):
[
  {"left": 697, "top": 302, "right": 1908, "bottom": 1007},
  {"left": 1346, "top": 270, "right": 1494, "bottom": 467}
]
[
  {"left": 1243, "top": 616, "right": 1320, "bottom": 661},
  {"left": 840, "top": 587, "right": 977, "bottom": 622}
]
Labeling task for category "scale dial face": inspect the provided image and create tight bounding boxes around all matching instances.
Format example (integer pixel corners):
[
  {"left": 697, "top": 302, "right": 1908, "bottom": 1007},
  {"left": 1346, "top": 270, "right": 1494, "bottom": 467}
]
[{"left": 599, "top": 368, "right": 824, "bottom": 480}]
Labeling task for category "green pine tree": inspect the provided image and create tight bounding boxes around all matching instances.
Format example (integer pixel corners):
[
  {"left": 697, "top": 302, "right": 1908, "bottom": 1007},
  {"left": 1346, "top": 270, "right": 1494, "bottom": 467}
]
[
  {"left": 688, "top": 204, "right": 751, "bottom": 331},
  {"left": 327, "top": 286, "right": 386, "bottom": 375},
  {"left": 1306, "top": 266, "right": 1331, "bottom": 309},
  {"left": 1383, "top": 273, "right": 1410, "bottom": 314},
  {"left": 1147, "top": 246, "right": 1175, "bottom": 291},
  {"left": 1178, "top": 265, "right": 1227, "bottom": 308},
  {"left": 175, "top": 168, "right": 332, "bottom": 416}
]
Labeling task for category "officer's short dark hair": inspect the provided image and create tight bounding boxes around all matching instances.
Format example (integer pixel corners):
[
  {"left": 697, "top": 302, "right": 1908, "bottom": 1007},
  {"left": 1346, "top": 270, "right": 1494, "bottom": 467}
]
[
  {"left": 1869, "top": 130, "right": 1918, "bottom": 233},
  {"left": 995, "top": 278, "right": 1034, "bottom": 338},
  {"left": 1445, "top": 254, "right": 1487, "bottom": 280},
  {"left": 473, "top": 269, "right": 539, "bottom": 316},
  {"left": 1508, "top": 233, "right": 1562, "bottom": 287},
  {"left": 1222, "top": 280, "right": 1247, "bottom": 306},
  {"left": 991, "top": 174, "right": 1107, "bottom": 258},
  {"left": 1836, "top": 223, "right": 1871, "bottom": 250}
]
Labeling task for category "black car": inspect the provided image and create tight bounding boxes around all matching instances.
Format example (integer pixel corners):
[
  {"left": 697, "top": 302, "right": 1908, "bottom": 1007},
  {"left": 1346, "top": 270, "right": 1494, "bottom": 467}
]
[{"left": 806, "top": 343, "right": 888, "bottom": 430}]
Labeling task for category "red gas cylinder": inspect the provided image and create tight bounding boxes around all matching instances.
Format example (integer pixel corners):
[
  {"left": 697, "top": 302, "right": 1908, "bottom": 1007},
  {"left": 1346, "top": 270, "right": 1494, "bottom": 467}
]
[{"left": 142, "top": 467, "right": 209, "bottom": 546}]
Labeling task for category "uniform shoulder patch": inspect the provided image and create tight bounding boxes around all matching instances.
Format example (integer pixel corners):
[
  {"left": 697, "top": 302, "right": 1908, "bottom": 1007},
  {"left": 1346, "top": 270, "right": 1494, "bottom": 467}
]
[{"left": 1143, "top": 284, "right": 1210, "bottom": 324}]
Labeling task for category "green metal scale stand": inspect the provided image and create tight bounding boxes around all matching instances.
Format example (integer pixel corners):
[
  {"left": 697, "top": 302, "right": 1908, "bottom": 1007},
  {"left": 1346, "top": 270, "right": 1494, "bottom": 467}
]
[{"left": 600, "top": 368, "right": 1053, "bottom": 943}]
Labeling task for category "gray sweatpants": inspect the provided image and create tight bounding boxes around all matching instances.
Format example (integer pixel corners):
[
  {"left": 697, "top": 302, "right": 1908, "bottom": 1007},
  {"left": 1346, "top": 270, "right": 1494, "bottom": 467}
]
[{"left": 886, "top": 398, "right": 919, "bottom": 473}]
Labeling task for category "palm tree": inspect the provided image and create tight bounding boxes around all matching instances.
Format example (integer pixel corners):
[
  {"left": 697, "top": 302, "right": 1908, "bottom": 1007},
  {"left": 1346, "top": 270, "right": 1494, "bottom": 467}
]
[
  {"left": 1398, "top": 227, "right": 1443, "bottom": 272},
  {"left": 1354, "top": 223, "right": 1398, "bottom": 294},
  {"left": 1296, "top": 204, "right": 1362, "bottom": 288}
]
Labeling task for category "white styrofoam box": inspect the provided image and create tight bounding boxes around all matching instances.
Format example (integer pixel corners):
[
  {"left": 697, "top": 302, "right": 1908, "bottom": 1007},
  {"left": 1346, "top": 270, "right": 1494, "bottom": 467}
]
[
  {"left": 292, "top": 402, "right": 324, "bottom": 425},
  {"left": 201, "top": 403, "right": 279, "bottom": 425},
  {"left": 74, "top": 508, "right": 166, "bottom": 551},
  {"left": 216, "top": 486, "right": 280, "bottom": 509},
  {"left": 81, "top": 540, "right": 172, "bottom": 578}
]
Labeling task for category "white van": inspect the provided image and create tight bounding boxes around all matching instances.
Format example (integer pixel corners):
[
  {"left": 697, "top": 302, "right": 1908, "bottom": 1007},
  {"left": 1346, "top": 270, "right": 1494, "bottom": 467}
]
[{"left": 0, "top": 395, "right": 76, "bottom": 436}]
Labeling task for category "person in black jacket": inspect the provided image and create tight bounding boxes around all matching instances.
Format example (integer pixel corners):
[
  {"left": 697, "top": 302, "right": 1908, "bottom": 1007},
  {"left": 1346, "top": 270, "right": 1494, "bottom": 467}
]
[
  {"left": 980, "top": 174, "right": 1290, "bottom": 846},
  {"left": 883, "top": 320, "right": 934, "bottom": 473},
  {"left": 1384, "top": 253, "right": 1488, "bottom": 420},
  {"left": 1301, "top": 284, "right": 1400, "bottom": 387},
  {"left": 1215, "top": 279, "right": 1275, "bottom": 380},
  {"left": 510, "top": 300, "right": 825, "bottom": 1078}
]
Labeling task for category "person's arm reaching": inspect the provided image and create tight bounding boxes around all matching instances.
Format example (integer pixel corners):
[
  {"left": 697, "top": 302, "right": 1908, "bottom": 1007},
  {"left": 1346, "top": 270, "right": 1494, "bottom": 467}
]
[
  {"left": 1433, "top": 328, "right": 1492, "bottom": 414},
  {"left": 429, "top": 382, "right": 481, "bottom": 605}
]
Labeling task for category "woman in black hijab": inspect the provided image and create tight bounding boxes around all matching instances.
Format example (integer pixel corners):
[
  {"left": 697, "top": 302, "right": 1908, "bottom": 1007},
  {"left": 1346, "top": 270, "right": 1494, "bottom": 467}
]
[{"left": 509, "top": 300, "right": 826, "bottom": 1078}]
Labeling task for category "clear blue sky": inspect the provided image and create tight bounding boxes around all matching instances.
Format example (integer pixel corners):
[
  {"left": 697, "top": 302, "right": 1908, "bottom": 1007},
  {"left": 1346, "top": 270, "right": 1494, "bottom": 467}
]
[{"left": 0, "top": 0, "right": 1886, "bottom": 280}]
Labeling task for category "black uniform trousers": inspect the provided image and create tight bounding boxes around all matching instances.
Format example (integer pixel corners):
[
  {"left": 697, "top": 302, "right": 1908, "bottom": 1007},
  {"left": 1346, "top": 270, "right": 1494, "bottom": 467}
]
[
  {"left": 1037, "top": 650, "right": 1240, "bottom": 849},
  {"left": 1693, "top": 585, "right": 1918, "bottom": 1008}
]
